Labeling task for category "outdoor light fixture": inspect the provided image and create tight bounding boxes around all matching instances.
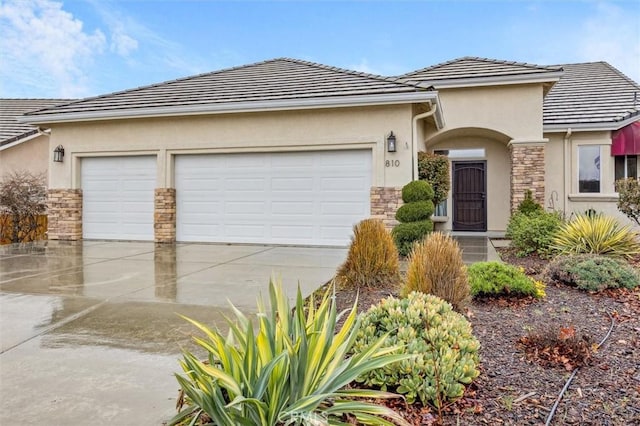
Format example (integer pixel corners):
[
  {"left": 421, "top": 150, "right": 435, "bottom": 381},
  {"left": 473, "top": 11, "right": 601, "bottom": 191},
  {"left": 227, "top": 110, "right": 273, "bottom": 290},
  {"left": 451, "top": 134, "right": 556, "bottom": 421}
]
[
  {"left": 387, "top": 131, "right": 397, "bottom": 152},
  {"left": 53, "top": 145, "right": 65, "bottom": 162}
]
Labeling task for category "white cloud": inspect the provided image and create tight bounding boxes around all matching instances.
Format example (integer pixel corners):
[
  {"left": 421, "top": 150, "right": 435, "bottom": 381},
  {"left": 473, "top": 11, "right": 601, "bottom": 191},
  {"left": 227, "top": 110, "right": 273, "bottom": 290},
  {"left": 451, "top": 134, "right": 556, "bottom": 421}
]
[
  {"left": 348, "top": 59, "right": 382, "bottom": 76},
  {"left": 110, "top": 28, "right": 139, "bottom": 56},
  {"left": 576, "top": 2, "right": 640, "bottom": 82},
  {"left": 0, "top": 0, "right": 106, "bottom": 97}
]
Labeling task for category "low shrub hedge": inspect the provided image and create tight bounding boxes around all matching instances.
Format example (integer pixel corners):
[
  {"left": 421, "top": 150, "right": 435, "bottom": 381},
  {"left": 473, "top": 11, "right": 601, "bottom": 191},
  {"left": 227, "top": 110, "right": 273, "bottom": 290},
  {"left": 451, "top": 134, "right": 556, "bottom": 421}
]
[
  {"left": 544, "top": 254, "right": 640, "bottom": 292},
  {"left": 468, "top": 261, "right": 546, "bottom": 299}
]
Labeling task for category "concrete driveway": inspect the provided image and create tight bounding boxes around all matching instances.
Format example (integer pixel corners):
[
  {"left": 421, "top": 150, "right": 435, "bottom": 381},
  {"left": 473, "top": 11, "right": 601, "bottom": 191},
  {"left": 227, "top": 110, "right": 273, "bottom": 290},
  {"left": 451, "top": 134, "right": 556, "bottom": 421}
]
[{"left": 0, "top": 240, "right": 347, "bottom": 425}]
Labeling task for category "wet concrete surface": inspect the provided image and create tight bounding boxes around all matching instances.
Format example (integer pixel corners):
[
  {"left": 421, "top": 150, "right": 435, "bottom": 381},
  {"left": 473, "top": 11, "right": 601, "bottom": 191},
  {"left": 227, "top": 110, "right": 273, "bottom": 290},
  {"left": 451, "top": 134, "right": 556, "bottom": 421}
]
[{"left": 0, "top": 241, "right": 346, "bottom": 425}]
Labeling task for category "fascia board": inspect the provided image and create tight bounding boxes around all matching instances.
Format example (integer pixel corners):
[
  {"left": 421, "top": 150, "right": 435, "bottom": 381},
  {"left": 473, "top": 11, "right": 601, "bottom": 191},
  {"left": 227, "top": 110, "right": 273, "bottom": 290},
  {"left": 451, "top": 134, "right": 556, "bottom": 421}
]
[
  {"left": 18, "top": 92, "right": 439, "bottom": 125},
  {"left": 414, "top": 71, "right": 564, "bottom": 89},
  {"left": 0, "top": 131, "right": 43, "bottom": 151},
  {"left": 544, "top": 115, "right": 640, "bottom": 132}
]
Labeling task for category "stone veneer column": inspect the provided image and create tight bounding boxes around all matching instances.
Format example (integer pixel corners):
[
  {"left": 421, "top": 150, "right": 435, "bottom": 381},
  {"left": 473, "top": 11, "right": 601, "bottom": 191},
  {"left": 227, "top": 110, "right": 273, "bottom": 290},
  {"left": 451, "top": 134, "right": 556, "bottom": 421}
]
[
  {"left": 370, "top": 187, "right": 403, "bottom": 229},
  {"left": 510, "top": 142, "right": 546, "bottom": 211},
  {"left": 154, "top": 188, "right": 176, "bottom": 243},
  {"left": 47, "top": 189, "right": 82, "bottom": 240}
]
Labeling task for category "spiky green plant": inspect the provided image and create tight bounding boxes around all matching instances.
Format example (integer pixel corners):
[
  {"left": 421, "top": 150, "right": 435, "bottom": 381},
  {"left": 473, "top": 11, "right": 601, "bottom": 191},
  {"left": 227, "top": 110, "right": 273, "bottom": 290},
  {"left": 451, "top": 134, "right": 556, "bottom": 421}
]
[
  {"left": 170, "top": 279, "right": 412, "bottom": 426},
  {"left": 552, "top": 213, "right": 640, "bottom": 258}
]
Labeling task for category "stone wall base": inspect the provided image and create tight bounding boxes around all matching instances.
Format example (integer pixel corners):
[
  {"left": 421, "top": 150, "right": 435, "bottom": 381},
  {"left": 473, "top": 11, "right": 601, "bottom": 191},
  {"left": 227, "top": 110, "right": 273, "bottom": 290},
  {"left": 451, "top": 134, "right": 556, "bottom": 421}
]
[
  {"left": 47, "top": 189, "right": 82, "bottom": 240},
  {"left": 154, "top": 188, "right": 176, "bottom": 243},
  {"left": 370, "top": 186, "right": 403, "bottom": 229},
  {"left": 510, "top": 144, "right": 545, "bottom": 211}
]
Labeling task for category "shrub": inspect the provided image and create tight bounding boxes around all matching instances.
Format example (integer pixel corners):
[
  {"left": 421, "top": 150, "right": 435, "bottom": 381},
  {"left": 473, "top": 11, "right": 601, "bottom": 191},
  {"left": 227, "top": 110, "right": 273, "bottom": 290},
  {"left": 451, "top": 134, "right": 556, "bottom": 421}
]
[
  {"left": 392, "top": 220, "right": 433, "bottom": 257},
  {"left": 516, "top": 189, "right": 544, "bottom": 215},
  {"left": 506, "top": 210, "right": 563, "bottom": 257},
  {"left": 171, "top": 280, "right": 412, "bottom": 426},
  {"left": 401, "top": 180, "right": 434, "bottom": 203},
  {"left": 336, "top": 219, "right": 401, "bottom": 289},
  {"left": 552, "top": 213, "right": 640, "bottom": 258},
  {"left": 417, "top": 152, "right": 450, "bottom": 206},
  {"left": 402, "top": 232, "right": 470, "bottom": 311},
  {"left": 615, "top": 178, "right": 640, "bottom": 225},
  {"left": 0, "top": 171, "right": 47, "bottom": 243},
  {"left": 395, "top": 201, "right": 435, "bottom": 223},
  {"left": 544, "top": 254, "right": 640, "bottom": 292},
  {"left": 352, "top": 292, "right": 480, "bottom": 415},
  {"left": 468, "top": 261, "right": 546, "bottom": 299}
]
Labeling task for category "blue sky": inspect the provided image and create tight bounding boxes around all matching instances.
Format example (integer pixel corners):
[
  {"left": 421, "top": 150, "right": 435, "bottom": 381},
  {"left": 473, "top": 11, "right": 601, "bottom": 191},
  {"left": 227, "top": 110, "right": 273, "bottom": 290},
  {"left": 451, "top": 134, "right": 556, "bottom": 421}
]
[{"left": 1, "top": 0, "right": 639, "bottom": 99}]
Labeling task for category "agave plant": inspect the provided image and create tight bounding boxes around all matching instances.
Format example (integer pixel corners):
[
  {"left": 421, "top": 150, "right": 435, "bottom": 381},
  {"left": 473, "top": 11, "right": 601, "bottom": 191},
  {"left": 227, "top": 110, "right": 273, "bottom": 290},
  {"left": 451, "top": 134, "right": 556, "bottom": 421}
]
[
  {"left": 170, "top": 279, "right": 412, "bottom": 426},
  {"left": 552, "top": 213, "right": 640, "bottom": 258}
]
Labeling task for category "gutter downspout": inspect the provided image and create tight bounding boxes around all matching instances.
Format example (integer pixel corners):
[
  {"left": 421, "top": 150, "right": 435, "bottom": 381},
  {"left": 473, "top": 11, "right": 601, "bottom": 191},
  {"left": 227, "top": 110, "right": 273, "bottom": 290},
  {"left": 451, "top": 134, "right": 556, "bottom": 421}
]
[
  {"left": 563, "top": 128, "right": 572, "bottom": 213},
  {"left": 412, "top": 102, "right": 438, "bottom": 180}
]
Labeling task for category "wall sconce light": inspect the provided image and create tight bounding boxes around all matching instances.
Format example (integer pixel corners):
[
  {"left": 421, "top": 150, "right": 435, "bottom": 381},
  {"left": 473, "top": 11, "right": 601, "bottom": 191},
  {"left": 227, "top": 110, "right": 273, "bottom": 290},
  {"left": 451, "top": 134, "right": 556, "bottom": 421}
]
[
  {"left": 387, "top": 132, "right": 396, "bottom": 153},
  {"left": 53, "top": 145, "right": 65, "bottom": 162}
]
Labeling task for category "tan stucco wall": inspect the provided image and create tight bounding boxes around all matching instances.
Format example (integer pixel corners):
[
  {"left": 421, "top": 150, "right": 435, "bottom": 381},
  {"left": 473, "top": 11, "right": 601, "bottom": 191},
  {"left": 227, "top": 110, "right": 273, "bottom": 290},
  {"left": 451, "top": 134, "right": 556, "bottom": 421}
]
[
  {"left": 545, "top": 129, "right": 639, "bottom": 229},
  {"left": 432, "top": 84, "right": 544, "bottom": 141},
  {"left": 427, "top": 136, "right": 511, "bottom": 232},
  {"left": 0, "top": 135, "right": 49, "bottom": 184},
  {"left": 46, "top": 105, "right": 419, "bottom": 190}
]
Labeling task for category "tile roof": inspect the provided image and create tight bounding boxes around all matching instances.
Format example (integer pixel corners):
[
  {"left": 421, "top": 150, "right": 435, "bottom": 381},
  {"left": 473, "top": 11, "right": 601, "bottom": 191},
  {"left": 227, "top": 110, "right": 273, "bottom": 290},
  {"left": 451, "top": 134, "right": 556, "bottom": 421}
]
[
  {"left": 24, "top": 58, "right": 428, "bottom": 120},
  {"left": 399, "top": 56, "right": 562, "bottom": 86},
  {"left": 543, "top": 62, "right": 640, "bottom": 129},
  {"left": 0, "top": 99, "right": 73, "bottom": 146}
]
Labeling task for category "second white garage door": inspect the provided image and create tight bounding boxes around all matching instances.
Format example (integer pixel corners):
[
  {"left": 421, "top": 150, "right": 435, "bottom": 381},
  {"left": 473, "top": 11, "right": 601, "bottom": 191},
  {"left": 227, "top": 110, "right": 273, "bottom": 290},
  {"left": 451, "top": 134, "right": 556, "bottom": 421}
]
[{"left": 175, "top": 150, "right": 372, "bottom": 246}]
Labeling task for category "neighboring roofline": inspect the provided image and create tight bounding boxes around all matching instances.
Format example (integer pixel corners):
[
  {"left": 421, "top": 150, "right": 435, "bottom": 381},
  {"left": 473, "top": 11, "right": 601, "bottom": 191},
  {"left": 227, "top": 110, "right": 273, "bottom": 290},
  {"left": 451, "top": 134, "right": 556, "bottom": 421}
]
[
  {"left": 18, "top": 91, "right": 442, "bottom": 126},
  {"left": 543, "top": 115, "right": 640, "bottom": 133},
  {"left": 0, "top": 129, "right": 47, "bottom": 151},
  {"left": 409, "top": 71, "right": 564, "bottom": 89}
]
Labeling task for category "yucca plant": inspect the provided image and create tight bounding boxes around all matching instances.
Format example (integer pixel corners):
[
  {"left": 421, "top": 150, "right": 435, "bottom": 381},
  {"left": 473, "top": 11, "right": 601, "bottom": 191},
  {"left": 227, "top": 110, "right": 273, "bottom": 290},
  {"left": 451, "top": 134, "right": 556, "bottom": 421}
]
[
  {"left": 552, "top": 213, "right": 640, "bottom": 258},
  {"left": 402, "top": 232, "right": 470, "bottom": 311},
  {"left": 336, "top": 218, "right": 401, "bottom": 289},
  {"left": 170, "top": 279, "right": 412, "bottom": 426}
]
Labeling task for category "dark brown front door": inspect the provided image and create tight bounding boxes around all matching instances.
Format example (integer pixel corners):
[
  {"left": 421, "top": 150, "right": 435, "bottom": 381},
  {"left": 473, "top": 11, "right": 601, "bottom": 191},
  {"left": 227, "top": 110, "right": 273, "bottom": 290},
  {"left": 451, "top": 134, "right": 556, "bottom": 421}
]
[{"left": 452, "top": 161, "right": 487, "bottom": 231}]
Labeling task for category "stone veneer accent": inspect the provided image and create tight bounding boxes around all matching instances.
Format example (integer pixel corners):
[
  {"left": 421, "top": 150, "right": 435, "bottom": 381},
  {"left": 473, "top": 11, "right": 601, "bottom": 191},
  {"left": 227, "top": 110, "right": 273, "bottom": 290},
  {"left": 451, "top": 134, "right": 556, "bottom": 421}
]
[
  {"left": 510, "top": 143, "right": 545, "bottom": 211},
  {"left": 47, "top": 189, "right": 82, "bottom": 240},
  {"left": 370, "top": 186, "right": 403, "bottom": 229},
  {"left": 154, "top": 188, "right": 176, "bottom": 243}
]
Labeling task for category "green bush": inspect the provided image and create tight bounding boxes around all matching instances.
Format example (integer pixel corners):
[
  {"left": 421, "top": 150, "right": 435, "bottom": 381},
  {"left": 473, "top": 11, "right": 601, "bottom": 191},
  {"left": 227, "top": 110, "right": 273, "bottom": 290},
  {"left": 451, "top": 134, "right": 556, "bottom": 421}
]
[
  {"left": 616, "top": 178, "right": 640, "bottom": 225},
  {"left": 417, "top": 152, "right": 450, "bottom": 206},
  {"left": 516, "top": 189, "right": 544, "bottom": 215},
  {"left": 544, "top": 254, "right": 640, "bottom": 292},
  {"left": 352, "top": 292, "right": 480, "bottom": 411},
  {"left": 336, "top": 219, "right": 400, "bottom": 289},
  {"left": 402, "top": 232, "right": 470, "bottom": 311},
  {"left": 392, "top": 220, "right": 433, "bottom": 257},
  {"left": 468, "top": 261, "right": 546, "bottom": 299},
  {"left": 395, "top": 201, "right": 435, "bottom": 223},
  {"left": 171, "top": 280, "right": 412, "bottom": 426},
  {"left": 506, "top": 210, "right": 563, "bottom": 257},
  {"left": 552, "top": 213, "right": 640, "bottom": 258},
  {"left": 401, "top": 180, "right": 434, "bottom": 203}
]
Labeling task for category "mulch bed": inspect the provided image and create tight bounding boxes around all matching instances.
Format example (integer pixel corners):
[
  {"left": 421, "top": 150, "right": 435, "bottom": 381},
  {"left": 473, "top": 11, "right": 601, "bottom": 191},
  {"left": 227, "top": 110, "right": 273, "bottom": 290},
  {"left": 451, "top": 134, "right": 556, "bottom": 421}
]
[{"left": 331, "top": 248, "right": 640, "bottom": 425}]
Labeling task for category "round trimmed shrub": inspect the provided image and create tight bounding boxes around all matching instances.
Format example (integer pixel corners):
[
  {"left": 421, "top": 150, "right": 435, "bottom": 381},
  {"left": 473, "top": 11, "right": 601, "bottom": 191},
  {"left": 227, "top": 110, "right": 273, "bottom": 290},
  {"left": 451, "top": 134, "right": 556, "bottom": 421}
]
[
  {"left": 402, "top": 232, "right": 470, "bottom": 311},
  {"left": 468, "top": 261, "right": 546, "bottom": 299},
  {"left": 336, "top": 219, "right": 400, "bottom": 289},
  {"left": 544, "top": 254, "right": 640, "bottom": 292},
  {"left": 352, "top": 292, "right": 480, "bottom": 408},
  {"left": 395, "top": 201, "right": 435, "bottom": 223},
  {"left": 392, "top": 220, "right": 433, "bottom": 257},
  {"left": 401, "top": 180, "right": 434, "bottom": 203},
  {"left": 506, "top": 210, "right": 563, "bottom": 258}
]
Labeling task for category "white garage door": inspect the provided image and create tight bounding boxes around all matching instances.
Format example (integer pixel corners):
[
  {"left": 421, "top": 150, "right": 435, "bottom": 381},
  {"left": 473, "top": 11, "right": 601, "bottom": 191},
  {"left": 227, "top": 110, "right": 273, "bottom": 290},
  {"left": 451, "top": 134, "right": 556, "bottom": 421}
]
[
  {"left": 175, "top": 150, "right": 372, "bottom": 246},
  {"left": 82, "top": 156, "right": 156, "bottom": 240}
]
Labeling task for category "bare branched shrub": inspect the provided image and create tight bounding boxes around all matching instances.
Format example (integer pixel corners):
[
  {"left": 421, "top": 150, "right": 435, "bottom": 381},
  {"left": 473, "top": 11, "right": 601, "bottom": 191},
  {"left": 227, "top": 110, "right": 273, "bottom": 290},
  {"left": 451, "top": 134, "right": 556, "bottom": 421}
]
[
  {"left": 402, "top": 232, "right": 470, "bottom": 311},
  {"left": 0, "top": 171, "right": 47, "bottom": 243}
]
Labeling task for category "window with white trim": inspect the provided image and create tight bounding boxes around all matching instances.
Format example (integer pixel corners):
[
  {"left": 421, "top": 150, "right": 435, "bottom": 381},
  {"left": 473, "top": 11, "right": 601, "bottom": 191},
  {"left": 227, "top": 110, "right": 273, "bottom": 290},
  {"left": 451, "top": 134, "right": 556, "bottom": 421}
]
[
  {"left": 614, "top": 155, "right": 638, "bottom": 181},
  {"left": 578, "top": 145, "right": 601, "bottom": 193}
]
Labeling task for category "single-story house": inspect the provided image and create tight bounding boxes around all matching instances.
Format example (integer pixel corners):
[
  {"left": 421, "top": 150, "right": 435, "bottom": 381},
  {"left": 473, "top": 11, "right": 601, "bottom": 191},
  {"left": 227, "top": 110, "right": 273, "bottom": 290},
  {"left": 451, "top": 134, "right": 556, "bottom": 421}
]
[
  {"left": 0, "top": 98, "right": 73, "bottom": 183},
  {"left": 16, "top": 57, "right": 640, "bottom": 246}
]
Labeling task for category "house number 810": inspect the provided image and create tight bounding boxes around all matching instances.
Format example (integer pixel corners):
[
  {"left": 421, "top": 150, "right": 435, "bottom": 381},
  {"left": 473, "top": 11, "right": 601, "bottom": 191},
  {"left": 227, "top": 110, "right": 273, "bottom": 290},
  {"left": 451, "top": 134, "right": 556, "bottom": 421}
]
[{"left": 385, "top": 160, "right": 400, "bottom": 167}]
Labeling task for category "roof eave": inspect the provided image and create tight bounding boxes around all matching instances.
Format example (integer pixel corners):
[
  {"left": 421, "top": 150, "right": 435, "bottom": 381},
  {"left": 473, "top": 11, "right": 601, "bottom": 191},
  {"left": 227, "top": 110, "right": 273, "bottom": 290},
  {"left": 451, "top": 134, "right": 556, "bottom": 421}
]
[
  {"left": 543, "top": 115, "right": 640, "bottom": 133},
  {"left": 19, "top": 92, "right": 439, "bottom": 125},
  {"left": 0, "top": 129, "right": 46, "bottom": 151},
  {"left": 412, "top": 71, "right": 564, "bottom": 89}
]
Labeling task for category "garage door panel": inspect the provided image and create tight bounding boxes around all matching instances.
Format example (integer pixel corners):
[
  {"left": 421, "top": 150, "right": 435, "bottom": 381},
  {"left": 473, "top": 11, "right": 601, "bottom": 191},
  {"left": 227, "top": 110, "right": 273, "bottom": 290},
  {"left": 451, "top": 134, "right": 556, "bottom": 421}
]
[
  {"left": 82, "top": 156, "right": 155, "bottom": 241},
  {"left": 176, "top": 150, "right": 371, "bottom": 245}
]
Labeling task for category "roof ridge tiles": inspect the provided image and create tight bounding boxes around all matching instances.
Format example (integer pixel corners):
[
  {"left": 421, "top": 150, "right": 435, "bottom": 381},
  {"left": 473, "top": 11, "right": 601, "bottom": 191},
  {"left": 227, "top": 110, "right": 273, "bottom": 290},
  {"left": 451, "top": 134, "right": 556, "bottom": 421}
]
[{"left": 400, "top": 56, "right": 562, "bottom": 78}]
